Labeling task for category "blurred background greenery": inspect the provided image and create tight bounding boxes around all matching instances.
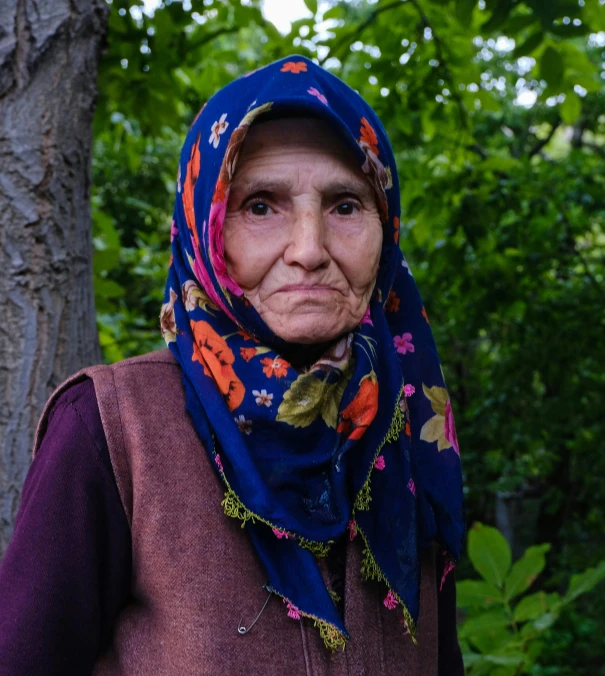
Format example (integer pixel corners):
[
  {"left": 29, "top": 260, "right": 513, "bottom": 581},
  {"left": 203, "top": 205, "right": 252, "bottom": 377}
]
[{"left": 93, "top": 0, "right": 605, "bottom": 671}]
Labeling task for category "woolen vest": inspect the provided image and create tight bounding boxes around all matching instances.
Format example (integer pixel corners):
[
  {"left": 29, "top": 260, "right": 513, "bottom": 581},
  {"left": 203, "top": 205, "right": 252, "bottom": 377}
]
[{"left": 35, "top": 349, "right": 439, "bottom": 675}]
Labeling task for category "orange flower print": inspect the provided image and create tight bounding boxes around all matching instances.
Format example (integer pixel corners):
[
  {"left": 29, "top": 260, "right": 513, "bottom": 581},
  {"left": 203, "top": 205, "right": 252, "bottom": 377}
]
[
  {"left": 260, "top": 357, "right": 290, "bottom": 378},
  {"left": 183, "top": 135, "right": 201, "bottom": 252},
  {"left": 359, "top": 117, "right": 379, "bottom": 156},
  {"left": 191, "top": 320, "right": 245, "bottom": 411},
  {"left": 337, "top": 372, "right": 379, "bottom": 441},
  {"left": 393, "top": 217, "right": 400, "bottom": 244},
  {"left": 238, "top": 329, "right": 259, "bottom": 343},
  {"left": 421, "top": 306, "right": 430, "bottom": 323},
  {"left": 386, "top": 291, "right": 400, "bottom": 313},
  {"left": 281, "top": 61, "right": 307, "bottom": 74},
  {"left": 240, "top": 347, "right": 258, "bottom": 362}
]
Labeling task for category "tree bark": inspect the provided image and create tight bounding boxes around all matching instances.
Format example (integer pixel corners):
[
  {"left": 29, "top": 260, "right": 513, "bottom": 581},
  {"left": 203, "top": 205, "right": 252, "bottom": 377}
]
[{"left": 0, "top": 0, "right": 108, "bottom": 557}]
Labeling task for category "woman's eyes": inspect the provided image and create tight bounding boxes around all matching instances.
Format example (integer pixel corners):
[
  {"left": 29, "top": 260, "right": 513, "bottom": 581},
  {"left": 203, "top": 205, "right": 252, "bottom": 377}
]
[
  {"left": 246, "top": 200, "right": 272, "bottom": 216},
  {"left": 334, "top": 201, "right": 360, "bottom": 216},
  {"left": 242, "top": 198, "right": 361, "bottom": 217}
]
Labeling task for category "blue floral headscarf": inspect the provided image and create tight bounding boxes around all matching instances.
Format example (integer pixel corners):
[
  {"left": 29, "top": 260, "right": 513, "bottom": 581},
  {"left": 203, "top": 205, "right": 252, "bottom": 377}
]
[{"left": 160, "top": 55, "right": 464, "bottom": 650}]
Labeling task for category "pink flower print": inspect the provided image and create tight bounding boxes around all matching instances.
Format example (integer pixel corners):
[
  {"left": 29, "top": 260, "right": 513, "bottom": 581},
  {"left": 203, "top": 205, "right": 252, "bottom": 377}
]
[
  {"left": 440, "top": 554, "right": 456, "bottom": 591},
  {"left": 285, "top": 601, "right": 301, "bottom": 620},
  {"left": 209, "top": 113, "right": 229, "bottom": 148},
  {"left": 404, "top": 384, "right": 415, "bottom": 397},
  {"left": 407, "top": 478, "right": 416, "bottom": 496},
  {"left": 444, "top": 399, "right": 460, "bottom": 456},
  {"left": 252, "top": 389, "right": 273, "bottom": 407},
  {"left": 215, "top": 454, "right": 224, "bottom": 473},
  {"left": 393, "top": 333, "right": 414, "bottom": 355},
  {"left": 383, "top": 591, "right": 398, "bottom": 610},
  {"left": 347, "top": 520, "right": 358, "bottom": 541},
  {"left": 272, "top": 528, "right": 289, "bottom": 539},
  {"left": 170, "top": 219, "right": 179, "bottom": 242},
  {"left": 308, "top": 86, "right": 328, "bottom": 105},
  {"left": 373, "top": 455, "right": 386, "bottom": 471},
  {"left": 360, "top": 306, "right": 373, "bottom": 326}
]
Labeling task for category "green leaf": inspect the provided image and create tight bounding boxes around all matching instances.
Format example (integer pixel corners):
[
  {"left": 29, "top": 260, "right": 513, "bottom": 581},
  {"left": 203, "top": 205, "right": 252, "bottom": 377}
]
[
  {"left": 276, "top": 372, "right": 331, "bottom": 428},
  {"left": 455, "top": 0, "right": 476, "bottom": 25},
  {"left": 322, "top": 6, "right": 343, "bottom": 21},
  {"left": 459, "top": 608, "right": 510, "bottom": 638},
  {"left": 276, "top": 363, "right": 352, "bottom": 429},
  {"left": 512, "top": 30, "right": 543, "bottom": 58},
  {"left": 468, "top": 628, "right": 512, "bottom": 655},
  {"left": 321, "top": 363, "right": 353, "bottom": 428},
  {"left": 481, "top": 0, "right": 514, "bottom": 32},
  {"left": 527, "top": 0, "right": 559, "bottom": 26},
  {"left": 549, "top": 23, "right": 592, "bottom": 37},
  {"left": 533, "top": 612, "right": 557, "bottom": 631},
  {"left": 468, "top": 523, "right": 512, "bottom": 588},
  {"left": 540, "top": 46, "right": 564, "bottom": 90},
  {"left": 504, "top": 543, "right": 550, "bottom": 601},
  {"left": 560, "top": 93, "right": 581, "bottom": 125},
  {"left": 304, "top": 0, "right": 317, "bottom": 16},
  {"left": 479, "top": 156, "right": 522, "bottom": 173},
  {"left": 563, "top": 560, "right": 605, "bottom": 604},
  {"left": 94, "top": 277, "right": 125, "bottom": 299},
  {"left": 513, "top": 591, "right": 552, "bottom": 622},
  {"left": 485, "top": 653, "right": 525, "bottom": 666},
  {"left": 457, "top": 580, "right": 503, "bottom": 608}
]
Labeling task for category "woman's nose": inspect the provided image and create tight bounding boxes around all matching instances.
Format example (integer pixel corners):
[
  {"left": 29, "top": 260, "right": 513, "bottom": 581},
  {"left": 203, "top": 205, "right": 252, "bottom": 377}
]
[{"left": 283, "top": 206, "right": 331, "bottom": 271}]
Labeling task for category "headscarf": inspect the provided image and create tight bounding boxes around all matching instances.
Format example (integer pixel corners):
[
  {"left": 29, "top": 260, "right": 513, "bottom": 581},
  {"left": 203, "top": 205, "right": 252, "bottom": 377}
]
[{"left": 160, "top": 55, "right": 464, "bottom": 650}]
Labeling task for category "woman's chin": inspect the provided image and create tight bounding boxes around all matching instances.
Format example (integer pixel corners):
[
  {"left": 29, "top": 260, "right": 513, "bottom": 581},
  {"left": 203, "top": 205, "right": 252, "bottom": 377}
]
[{"left": 267, "top": 312, "right": 355, "bottom": 345}]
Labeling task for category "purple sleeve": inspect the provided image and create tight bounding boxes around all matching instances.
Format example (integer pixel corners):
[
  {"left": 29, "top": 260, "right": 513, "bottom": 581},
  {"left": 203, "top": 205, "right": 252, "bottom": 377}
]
[
  {"left": 437, "top": 558, "right": 464, "bottom": 675},
  {"left": 0, "top": 379, "right": 131, "bottom": 676}
]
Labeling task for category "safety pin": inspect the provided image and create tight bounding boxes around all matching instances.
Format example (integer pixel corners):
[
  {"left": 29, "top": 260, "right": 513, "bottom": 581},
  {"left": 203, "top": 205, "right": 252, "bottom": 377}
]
[{"left": 237, "top": 583, "right": 273, "bottom": 635}]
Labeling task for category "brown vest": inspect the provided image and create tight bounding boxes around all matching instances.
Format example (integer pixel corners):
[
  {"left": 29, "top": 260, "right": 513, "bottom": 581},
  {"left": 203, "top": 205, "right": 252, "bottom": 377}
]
[{"left": 35, "top": 349, "right": 439, "bottom": 675}]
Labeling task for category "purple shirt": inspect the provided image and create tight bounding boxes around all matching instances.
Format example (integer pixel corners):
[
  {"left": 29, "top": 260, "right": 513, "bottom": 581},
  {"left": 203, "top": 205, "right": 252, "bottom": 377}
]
[{"left": 0, "top": 379, "right": 462, "bottom": 675}]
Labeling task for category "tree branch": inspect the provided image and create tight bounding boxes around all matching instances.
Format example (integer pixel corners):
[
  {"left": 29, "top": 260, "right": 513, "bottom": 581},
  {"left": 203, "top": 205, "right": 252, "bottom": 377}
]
[
  {"left": 557, "top": 203, "right": 605, "bottom": 301},
  {"left": 318, "top": 0, "right": 403, "bottom": 65},
  {"left": 528, "top": 119, "right": 560, "bottom": 158},
  {"left": 186, "top": 25, "right": 240, "bottom": 53},
  {"left": 408, "top": 0, "right": 468, "bottom": 130}
]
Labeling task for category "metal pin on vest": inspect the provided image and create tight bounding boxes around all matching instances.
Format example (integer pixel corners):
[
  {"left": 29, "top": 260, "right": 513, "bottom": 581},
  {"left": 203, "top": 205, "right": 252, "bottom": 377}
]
[{"left": 237, "top": 583, "right": 273, "bottom": 635}]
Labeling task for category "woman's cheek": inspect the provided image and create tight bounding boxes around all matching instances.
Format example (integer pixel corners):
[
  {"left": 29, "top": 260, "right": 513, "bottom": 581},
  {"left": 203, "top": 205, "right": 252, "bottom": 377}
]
[{"left": 335, "top": 224, "right": 382, "bottom": 290}]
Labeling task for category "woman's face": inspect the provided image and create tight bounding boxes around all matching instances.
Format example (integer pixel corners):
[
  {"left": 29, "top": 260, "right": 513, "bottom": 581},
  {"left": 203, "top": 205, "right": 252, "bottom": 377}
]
[{"left": 224, "top": 118, "right": 383, "bottom": 344}]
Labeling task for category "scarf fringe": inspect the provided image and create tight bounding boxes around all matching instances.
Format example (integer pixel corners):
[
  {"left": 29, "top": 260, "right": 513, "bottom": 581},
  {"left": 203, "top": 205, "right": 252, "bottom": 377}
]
[
  {"left": 221, "top": 487, "right": 332, "bottom": 556},
  {"left": 268, "top": 586, "right": 347, "bottom": 652},
  {"left": 219, "top": 386, "right": 414, "bottom": 649},
  {"left": 358, "top": 526, "right": 418, "bottom": 643},
  {"left": 315, "top": 620, "right": 347, "bottom": 651},
  {"left": 353, "top": 391, "right": 406, "bottom": 512}
]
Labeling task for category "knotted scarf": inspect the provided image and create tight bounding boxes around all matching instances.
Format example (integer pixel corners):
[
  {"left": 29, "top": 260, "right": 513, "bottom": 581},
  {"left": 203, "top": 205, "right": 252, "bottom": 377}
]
[{"left": 160, "top": 55, "right": 464, "bottom": 649}]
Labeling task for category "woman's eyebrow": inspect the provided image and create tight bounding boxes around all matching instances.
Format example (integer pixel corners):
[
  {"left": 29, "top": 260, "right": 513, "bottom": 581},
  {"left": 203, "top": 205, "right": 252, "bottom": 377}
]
[{"left": 233, "top": 177, "right": 372, "bottom": 196}]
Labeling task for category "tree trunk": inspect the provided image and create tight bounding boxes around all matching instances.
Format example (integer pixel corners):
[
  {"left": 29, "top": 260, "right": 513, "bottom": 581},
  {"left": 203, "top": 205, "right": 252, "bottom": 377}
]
[{"left": 0, "top": 0, "right": 109, "bottom": 557}]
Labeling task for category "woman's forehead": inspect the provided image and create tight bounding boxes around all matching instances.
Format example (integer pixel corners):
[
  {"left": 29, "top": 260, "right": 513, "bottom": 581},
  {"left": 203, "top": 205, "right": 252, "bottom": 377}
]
[
  {"left": 242, "top": 117, "right": 356, "bottom": 156},
  {"left": 232, "top": 117, "right": 368, "bottom": 187}
]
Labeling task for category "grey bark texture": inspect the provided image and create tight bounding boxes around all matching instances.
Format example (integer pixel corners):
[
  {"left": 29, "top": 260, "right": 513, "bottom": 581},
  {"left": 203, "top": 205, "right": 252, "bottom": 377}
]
[{"left": 0, "top": 0, "right": 109, "bottom": 557}]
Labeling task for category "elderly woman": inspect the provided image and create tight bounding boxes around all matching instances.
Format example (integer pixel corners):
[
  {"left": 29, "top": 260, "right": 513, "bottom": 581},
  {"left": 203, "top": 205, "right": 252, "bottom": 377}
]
[{"left": 0, "top": 56, "right": 464, "bottom": 674}]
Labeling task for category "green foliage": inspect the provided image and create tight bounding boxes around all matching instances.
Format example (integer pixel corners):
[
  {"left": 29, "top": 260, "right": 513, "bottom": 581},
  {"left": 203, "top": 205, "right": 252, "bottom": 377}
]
[
  {"left": 93, "top": 1, "right": 605, "bottom": 670},
  {"left": 459, "top": 523, "right": 605, "bottom": 674}
]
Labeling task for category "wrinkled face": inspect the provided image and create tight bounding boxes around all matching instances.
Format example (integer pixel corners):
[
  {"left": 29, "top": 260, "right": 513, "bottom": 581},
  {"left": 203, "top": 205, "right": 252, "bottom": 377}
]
[{"left": 223, "top": 118, "right": 383, "bottom": 344}]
